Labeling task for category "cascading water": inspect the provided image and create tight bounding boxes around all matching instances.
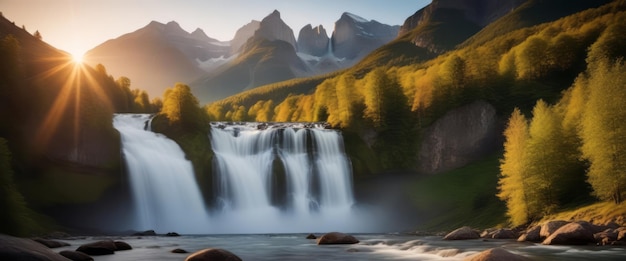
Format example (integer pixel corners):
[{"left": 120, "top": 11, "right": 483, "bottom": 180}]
[
  {"left": 113, "top": 114, "right": 210, "bottom": 233},
  {"left": 209, "top": 122, "right": 359, "bottom": 233}
]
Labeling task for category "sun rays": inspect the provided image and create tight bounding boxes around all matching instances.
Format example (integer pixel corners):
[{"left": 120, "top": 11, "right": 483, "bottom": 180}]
[{"left": 31, "top": 53, "right": 114, "bottom": 152}]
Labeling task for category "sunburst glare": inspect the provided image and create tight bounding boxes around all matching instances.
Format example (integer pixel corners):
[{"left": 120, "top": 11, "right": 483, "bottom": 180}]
[
  {"left": 31, "top": 53, "right": 113, "bottom": 151},
  {"left": 71, "top": 51, "right": 84, "bottom": 64}
]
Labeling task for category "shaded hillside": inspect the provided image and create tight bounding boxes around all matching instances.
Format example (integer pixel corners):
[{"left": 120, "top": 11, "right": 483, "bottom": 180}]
[
  {"left": 0, "top": 14, "right": 148, "bottom": 234},
  {"left": 461, "top": 0, "right": 614, "bottom": 48}
]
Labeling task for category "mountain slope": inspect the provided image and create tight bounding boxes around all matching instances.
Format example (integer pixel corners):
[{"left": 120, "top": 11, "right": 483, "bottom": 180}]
[{"left": 84, "top": 21, "right": 230, "bottom": 97}]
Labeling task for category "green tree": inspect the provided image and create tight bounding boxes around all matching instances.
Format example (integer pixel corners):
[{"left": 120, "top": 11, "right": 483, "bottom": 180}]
[
  {"left": 580, "top": 59, "right": 626, "bottom": 203},
  {"left": 498, "top": 108, "right": 532, "bottom": 226}
]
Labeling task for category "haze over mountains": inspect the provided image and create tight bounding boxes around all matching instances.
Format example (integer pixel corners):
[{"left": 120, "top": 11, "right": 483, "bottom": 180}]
[{"left": 84, "top": 10, "right": 399, "bottom": 103}]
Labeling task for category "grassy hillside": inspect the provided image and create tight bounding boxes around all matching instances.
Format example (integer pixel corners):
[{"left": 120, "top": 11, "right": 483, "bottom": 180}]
[{"left": 409, "top": 154, "right": 506, "bottom": 231}]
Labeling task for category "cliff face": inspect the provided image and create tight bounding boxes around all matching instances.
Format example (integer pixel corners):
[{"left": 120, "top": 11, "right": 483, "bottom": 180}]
[
  {"left": 297, "top": 24, "right": 330, "bottom": 57},
  {"left": 253, "top": 10, "right": 297, "bottom": 49},
  {"left": 331, "top": 12, "right": 399, "bottom": 60},
  {"left": 417, "top": 101, "right": 502, "bottom": 174}
]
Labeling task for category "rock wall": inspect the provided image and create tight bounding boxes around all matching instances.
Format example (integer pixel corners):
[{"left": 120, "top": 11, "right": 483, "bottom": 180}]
[{"left": 417, "top": 100, "right": 502, "bottom": 174}]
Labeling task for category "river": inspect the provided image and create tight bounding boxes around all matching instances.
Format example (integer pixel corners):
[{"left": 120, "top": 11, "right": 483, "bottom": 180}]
[{"left": 55, "top": 233, "right": 625, "bottom": 260}]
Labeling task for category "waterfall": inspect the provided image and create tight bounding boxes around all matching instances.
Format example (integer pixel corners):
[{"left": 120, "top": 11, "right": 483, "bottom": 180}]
[
  {"left": 209, "top": 122, "right": 357, "bottom": 233},
  {"left": 113, "top": 114, "right": 210, "bottom": 233}
]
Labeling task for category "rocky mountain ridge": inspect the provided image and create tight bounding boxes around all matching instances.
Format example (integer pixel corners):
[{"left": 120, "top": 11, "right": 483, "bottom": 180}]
[{"left": 84, "top": 10, "right": 401, "bottom": 101}]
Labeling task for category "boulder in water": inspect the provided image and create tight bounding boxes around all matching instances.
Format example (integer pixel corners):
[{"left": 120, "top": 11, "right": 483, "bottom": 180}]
[
  {"left": 540, "top": 220, "right": 568, "bottom": 239},
  {"left": 0, "top": 234, "right": 69, "bottom": 261},
  {"left": 114, "top": 241, "right": 132, "bottom": 251},
  {"left": 444, "top": 226, "right": 480, "bottom": 240},
  {"left": 464, "top": 248, "right": 530, "bottom": 261},
  {"left": 76, "top": 240, "right": 116, "bottom": 255},
  {"left": 317, "top": 232, "right": 359, "bottom": 245},
  {"left": 172, "top": 248, "right": 188, "bottom": 253},
  {"left": 166, "top": 232, "right": 181, "bottom": 237},
  {"left": 185, "top": 248, "right": 242, "bottom": 261},
  {"left": 491, "top": 229, "right": 517, "bottom": 239},
  {"left": 306, "top": 233, "right": 317, "bottom": 239},
  {"left": 518, "top": 225, "right": 541, "bottom": 242},
  {"left": 543, "top": 222, "right": 595, "bottom": 245},
  {"left": 32, "top": 237, "right": 70, "bottom": 248},
  {"left": 59, "top": 250, "right": 94, "bottom": 261}
]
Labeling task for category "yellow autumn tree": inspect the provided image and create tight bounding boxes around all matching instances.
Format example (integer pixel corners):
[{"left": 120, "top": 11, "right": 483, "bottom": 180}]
[
  {"left": 498, "top": 108, "right": 532, "bottom": 226},
  {"left": 580, "top": 58, "right": 626, "bottom": 203}
]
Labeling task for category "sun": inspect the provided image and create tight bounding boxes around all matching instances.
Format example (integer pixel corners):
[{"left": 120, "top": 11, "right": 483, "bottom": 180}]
[{"left": 70, "top": 51, "right": 84, "bottom": 64}]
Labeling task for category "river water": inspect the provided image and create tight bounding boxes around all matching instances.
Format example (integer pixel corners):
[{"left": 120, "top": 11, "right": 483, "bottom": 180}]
[{"left": 54, "top": 234, "right": 625, "bottom": 260}]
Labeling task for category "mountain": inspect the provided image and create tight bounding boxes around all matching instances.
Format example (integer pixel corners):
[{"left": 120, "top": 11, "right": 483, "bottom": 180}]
[
  {"left": 331, "top": 12, "right": 400, "bottom": 60},
  {"left": 84, "top": 21, "right": 231, "bottom": 97},
  {"left": 297, "top": 24, "right": 329, "bottom": 57},
  {"left": 191, "top": 10, "right": 307, "bottom": 103},
  {"left": 230, "top": 20, "right": 261, "bottom": 54},
  {"left": 253, "top": 10, "right": 297, "bottom": 48},
  {"left": 191, "top": 11, "right": 399, "bottom": 103},
  {"left": 82, "top": 10, "right": 399, "bottom": 103},
  {"left": 396, "top": 0, "right": 523, "bottom": 55}
]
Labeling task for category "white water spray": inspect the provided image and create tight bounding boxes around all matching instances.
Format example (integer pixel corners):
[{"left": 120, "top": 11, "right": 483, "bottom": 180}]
[
  {"left": 113, "top": 114, "right": 210, "bottom": 233},
  {"left": 209, "top": 122, "right": 358, "bottom": 233}
]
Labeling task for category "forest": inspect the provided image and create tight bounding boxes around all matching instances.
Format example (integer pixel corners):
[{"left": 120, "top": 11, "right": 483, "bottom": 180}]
[{"left": 1, "top": 0, "right": 626, "bottom": 235}]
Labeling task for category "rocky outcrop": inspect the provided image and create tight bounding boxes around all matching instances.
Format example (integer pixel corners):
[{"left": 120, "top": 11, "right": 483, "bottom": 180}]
[
  {"left": 540, "top": 220, "right": 569, "bottom": 239},
  {"left": 297, "top": 24, "right": 329, "bottom": 56},
  {"left": 254, "top": 10, "right": 297, "bottom": 48},
  {"left": 0, "top": 234, "right": 69, "bottom": 261},
  {"left": 516, "top": 220, "right": 626, "bottom": 246},
  {"left": 481, "top": 228, "right": 517, "bottom": 239},
  {"left": 464, "top": 248, "right": 530, "bottom": 261},
  {"left": 444, "top": 226, "right": 480, "bottom": 240},
  {"left": 185, "top": 248, "right": 242, "bottom": 261},
  {"left": 418, "top": 100, "right": 501, "bottom": 174},
  {"left": 517, "top": 225, "right": 541, "bottom": 242},
  {"left": 306, "top": 233, "right": 317, "bottom": 239},
  {"left": 543, "top": 222, "right": 595, "bottom": 245},
  {"left": 317, "top": 232, "right": 359, "bottom": 245},
  {"left": 331, "top": 12, "right": 399, "bottom": 60}
]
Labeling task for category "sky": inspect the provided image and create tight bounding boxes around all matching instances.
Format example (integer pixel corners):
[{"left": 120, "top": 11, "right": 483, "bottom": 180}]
[{"left": 0, "top": 0, "right": 430, "bottom": 58}]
